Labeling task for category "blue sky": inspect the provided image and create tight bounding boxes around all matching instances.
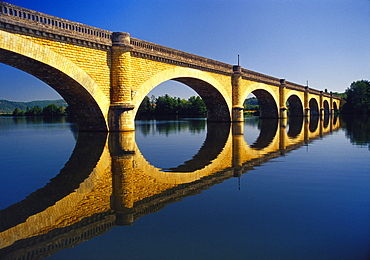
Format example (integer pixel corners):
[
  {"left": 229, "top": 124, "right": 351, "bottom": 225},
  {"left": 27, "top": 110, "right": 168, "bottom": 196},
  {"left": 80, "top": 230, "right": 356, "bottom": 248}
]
[{"left": 0, "top": 0, "right": 369, "bottom": 101}]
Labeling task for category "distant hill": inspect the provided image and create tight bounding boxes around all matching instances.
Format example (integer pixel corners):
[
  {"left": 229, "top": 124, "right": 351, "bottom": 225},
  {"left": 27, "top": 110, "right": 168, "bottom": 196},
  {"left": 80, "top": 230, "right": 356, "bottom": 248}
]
[
  {"left": 0, "top": 99, "right": 67, "bottom": 114},
  {"left": 244, "top": 97, "right": 258, "bottom": 106}
]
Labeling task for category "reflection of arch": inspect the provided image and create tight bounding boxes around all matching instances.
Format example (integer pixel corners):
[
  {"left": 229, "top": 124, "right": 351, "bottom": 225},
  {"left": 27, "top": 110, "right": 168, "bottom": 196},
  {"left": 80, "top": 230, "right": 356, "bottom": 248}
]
[
  {"left": 309, "top": 98, "right": 319, "bottom": 116},
  {"left": 309, "top": 116, "right": 319, "bottom": 132},
  {"left": 287, "top": 95, "right": 304, "bottom": 117},
  {"left": 323, "top": 114, "right": 330, "bottom": 128},
  {"left": 333, "top": 114, "right": 338, "bottom": 125},
  {"left": 287, "top": 116, "right": 304, "bottom": 138},
  {"left": 132, "top": 67, "right": 231, "bottom": 121},
  {"left": 253, "top": 89, "right": 279, "bottom": 118},
  {"left": 0, "top": 132, "right": 108, "bottom": 233},
  {"left": 0, "top": 31, "right": 109, "bottom": 131},
  {"left": 250, "top": 119, "right": 278, "bottom": 149},
  {"left": 333, "top": 101, "right": 339, "bottom": 113},
  {"left": 169, "top": 122, "right": 231, "bottom": 172},
  {"left": 323, "top": 100, "right": 330, "bottom": 115},
  {"left": 0, "top": 119, "right": 343, "bottom": 259}
]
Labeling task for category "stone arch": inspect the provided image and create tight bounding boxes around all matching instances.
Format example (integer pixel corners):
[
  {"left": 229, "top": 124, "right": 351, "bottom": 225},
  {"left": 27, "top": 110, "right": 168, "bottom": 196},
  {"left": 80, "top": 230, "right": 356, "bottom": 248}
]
[
  {"left": 239, "top": 83, "right": 279, "bottom": 118},
  {"left": 286, "top": 94, "right": 304, "bottom": 117},
  {"left": 252, "top": 89, "right": 279, "bottom": 118},
  {"left": 132, "top": 67, "right": 231, "bottom": 121},
  {"left": 309, "top": 98, "right": 319, "bottom": 116},
  {"left": 0, "top": 31, "right": 109, "bottom": 131}
]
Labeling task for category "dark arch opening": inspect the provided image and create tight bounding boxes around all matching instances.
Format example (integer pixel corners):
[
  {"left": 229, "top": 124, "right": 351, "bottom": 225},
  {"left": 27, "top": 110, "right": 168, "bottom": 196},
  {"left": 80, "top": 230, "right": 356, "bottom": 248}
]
[
  {"left": 0, "top": 49, "right": 107, "bottom": 131},
  {"left": 287, "top": 95, "right": 304, "bottom": 117},
  {"left": 252, "top": 89, "right": 278, "bottom": 118},
  {"left": 309, "top": 98, "right": 319, "bottom": 116}
]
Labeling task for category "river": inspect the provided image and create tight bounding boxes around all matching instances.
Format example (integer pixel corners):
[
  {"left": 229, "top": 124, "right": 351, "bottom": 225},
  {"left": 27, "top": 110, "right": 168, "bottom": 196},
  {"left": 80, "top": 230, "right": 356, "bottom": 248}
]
[{"left": 0, "top": 115, "right": 369, "bottom": 260}]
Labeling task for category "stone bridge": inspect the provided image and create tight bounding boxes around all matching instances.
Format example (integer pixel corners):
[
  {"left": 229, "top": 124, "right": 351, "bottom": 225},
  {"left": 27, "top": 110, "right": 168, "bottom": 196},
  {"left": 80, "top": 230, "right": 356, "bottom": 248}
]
[
  {"left": 0, "top": 116, "right": 340, "bottom": 259},
  {"left": 0, "top": 2, "right": 340, "bottom": 131}
]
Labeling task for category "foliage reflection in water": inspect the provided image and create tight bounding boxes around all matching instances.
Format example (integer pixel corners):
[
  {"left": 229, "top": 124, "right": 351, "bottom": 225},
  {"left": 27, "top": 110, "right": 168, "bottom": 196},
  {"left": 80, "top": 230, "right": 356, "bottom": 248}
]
[{"left": 0, "top": 115, "right": 369, "bottom": 260}]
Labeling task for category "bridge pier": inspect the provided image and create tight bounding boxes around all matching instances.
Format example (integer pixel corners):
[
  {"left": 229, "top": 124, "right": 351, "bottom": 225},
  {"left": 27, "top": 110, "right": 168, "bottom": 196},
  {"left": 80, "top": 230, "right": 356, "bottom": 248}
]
[
  {"left": 279, "top": 79, "right": 288, "bottom": 118},
  {"left": 109, "top": 32, "right": 135, "bottom": 131},
  {"left": 304, "top": 86, "right": 310, "bottom": 117},
  {"left": 232, "top": 66, "right": 244, "bottom": 122}
]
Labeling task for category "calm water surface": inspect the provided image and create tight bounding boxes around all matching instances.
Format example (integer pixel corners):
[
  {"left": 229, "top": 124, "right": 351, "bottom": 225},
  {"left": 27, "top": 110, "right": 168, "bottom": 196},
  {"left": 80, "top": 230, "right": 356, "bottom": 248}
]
[{"left": 0, "top": 116, "right": 369, "bottom": 260}]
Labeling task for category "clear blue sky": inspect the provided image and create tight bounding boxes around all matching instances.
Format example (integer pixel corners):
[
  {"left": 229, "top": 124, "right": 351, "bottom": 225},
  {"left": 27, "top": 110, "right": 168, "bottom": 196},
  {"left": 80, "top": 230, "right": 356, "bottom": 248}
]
[{"left": 1, "top": 0, "right": 369, "bottom": 101}]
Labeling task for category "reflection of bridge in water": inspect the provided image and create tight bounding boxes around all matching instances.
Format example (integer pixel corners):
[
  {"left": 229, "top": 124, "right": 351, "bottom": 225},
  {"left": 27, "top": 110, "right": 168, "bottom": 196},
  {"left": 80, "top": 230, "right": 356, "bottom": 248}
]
[{"left": 0, "top": 116, "right": 340, "bottom": 259}]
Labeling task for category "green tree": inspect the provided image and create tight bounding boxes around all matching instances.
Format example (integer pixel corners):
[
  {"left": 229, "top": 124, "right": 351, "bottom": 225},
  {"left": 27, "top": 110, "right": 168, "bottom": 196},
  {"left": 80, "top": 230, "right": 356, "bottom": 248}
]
[
  {"left": 43, "top": 104, "right": 66, "bottom": 116},
  {"left": 12, "top": 107, "right": 24, "bottom": 116},
  {"left": 187, "top": 96, "right": 207, "bottom": 116},
  {"left": 342, "top": 80, "right": 370, "bottom": 114},
  {"left": 155, "top": 94, "right": 177, "bottom": 115},
  {"left": 25, "top": 106, "right": 43, "bottom": 116},
  {"left": 138, "top": 96, "right": 154, "bottom": 115}
]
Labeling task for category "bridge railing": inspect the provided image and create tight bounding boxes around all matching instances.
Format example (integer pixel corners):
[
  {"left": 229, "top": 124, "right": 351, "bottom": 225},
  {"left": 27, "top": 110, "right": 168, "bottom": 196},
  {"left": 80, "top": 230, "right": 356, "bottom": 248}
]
[{"left": 0, "top": 1, "right": 112, "bottom": 45}]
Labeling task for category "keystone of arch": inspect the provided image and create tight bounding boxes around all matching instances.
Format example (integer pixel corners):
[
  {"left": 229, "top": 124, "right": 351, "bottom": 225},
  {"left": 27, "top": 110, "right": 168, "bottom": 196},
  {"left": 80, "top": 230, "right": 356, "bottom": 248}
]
[
  {"left": 132, "top": 67, "right": 232, "bottom": 114},
  {"left": 0, "top": 30, "right": 110, "bottom": 127}
]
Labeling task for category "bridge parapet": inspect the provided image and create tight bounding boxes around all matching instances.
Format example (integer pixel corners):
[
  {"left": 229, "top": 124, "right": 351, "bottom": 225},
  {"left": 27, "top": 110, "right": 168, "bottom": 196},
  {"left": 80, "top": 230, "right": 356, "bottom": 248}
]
[
  {"left": 241, "top": 68, "right": 281, "bottom": 86},
  {"left": 130, "top": 37, "right": 234, "bottom": 75},
  {"left": 286, "top": 81, "right": 306, "bottom": 91},
  {"left": 0, "top": 1, "right": 112, "bottom": 46}
]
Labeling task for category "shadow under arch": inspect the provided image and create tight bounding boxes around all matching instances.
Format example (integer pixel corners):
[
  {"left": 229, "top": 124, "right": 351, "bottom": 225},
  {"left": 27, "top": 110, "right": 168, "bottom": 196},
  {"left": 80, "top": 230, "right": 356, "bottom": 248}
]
[
  {"left": 252, "top": 89, "right": 279, "bottom": 118},
  {"left": 287, "top": 94, "right": 304, "bottom": 117},
  {"left": 0, "top": 132, "right": 108, "bottom": 233},
  {"left": 0, "top": 31, "right": 109, "bottom": 131},
  {"left": 249, "top": 118, "right": 278, "bottom": 149},
  {"left": 168, "top": 122, "right": 231, "bottom": 172}
]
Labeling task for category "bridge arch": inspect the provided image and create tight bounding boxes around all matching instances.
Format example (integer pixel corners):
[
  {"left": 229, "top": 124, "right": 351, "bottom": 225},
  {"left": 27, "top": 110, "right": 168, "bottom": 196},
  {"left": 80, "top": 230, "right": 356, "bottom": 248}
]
[
  {"left": 0, "top": 31, "right": 110, "bottom": 131},
  {"left": 239, "top": 83, "right": 279, "bottom": 118},
  {"left": 309, "top": 98, "right": 320, "bottom": 116},
  {"left": 286, "top": 94, "right": 304, "bottom": 117},
  {"left": 132, "top": 67, "right": 231, "bottom": 121}
]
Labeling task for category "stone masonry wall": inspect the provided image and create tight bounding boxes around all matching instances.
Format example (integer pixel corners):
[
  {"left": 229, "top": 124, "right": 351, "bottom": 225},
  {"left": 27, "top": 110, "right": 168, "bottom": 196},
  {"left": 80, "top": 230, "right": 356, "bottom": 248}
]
[{"left": 7, "top": 32, "right": 112, "bottom": 99}]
